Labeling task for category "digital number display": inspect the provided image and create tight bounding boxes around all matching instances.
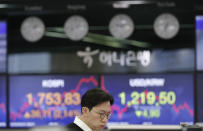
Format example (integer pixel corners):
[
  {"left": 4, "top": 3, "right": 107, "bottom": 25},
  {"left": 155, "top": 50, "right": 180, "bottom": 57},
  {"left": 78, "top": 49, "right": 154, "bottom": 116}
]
[
  {"left": 101, "top": 74, "right": 194, "bottom": 125},
  {"left": 0, "top": 76, "right": 6, "bottom": 127},
  {"left": 9, "top": 75, "right": 98, "bottom": 127}
]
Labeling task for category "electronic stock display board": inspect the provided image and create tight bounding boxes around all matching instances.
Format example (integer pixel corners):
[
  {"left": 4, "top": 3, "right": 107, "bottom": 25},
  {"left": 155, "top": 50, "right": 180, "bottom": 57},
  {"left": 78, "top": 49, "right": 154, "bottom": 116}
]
[
  {"left": 0, "top": 76, "right": 6, "bottom": 127},
  {"left": 9, "top": 75, "right": 98, "bottom": 127},
  {"left": 101, "top": 74, "right": 194, "bottom": 125}
]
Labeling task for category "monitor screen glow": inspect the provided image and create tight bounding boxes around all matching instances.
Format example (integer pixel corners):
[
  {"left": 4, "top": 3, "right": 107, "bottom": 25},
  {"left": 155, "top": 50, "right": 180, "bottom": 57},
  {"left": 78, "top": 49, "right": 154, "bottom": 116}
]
[
  {"left": 101, "top": 74, "right": 194, "bottom": 125},
  {"left": 196, "top": 16, "right": 203, "bottom": 70},
  {"left": 0, "top": 21, "right": 7, "bottom": 73},
  {"left": 0, "top": 76, "right": 7, "bottom": 127},
  {"left": 9, "top": 75, "right": 99, "bottom": 128}
]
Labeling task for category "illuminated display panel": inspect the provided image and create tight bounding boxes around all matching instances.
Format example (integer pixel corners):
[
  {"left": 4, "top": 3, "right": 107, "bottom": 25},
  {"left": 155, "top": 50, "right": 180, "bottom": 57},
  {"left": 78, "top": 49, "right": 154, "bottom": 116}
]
[
  {"left": 196, "top": 16, "right": 203, "bottom": 70},
  {"left": 0, "top": 76, "right": 7, "bottom": 127},
  {"left": 0, "top": 21, "right": 7, "bottom": 73},
  {"left": 101, "top": 74, "right": 194, "bottom": 125},
  {"left": 9, "top": 75, "right": 98, "bottom": 128}
]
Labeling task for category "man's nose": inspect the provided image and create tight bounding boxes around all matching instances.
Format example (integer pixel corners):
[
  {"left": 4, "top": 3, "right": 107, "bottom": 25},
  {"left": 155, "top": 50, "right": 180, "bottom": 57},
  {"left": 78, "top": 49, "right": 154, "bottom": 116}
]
[{"left": 101, "top": 116, "right": 108, "bottom": 123}]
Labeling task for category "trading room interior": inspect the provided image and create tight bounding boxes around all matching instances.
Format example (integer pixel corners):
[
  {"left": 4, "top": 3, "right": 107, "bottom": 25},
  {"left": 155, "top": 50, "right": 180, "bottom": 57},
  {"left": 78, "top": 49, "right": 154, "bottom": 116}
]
[{"left": 1, "top": 0, "right": 203, "bottom": 131}]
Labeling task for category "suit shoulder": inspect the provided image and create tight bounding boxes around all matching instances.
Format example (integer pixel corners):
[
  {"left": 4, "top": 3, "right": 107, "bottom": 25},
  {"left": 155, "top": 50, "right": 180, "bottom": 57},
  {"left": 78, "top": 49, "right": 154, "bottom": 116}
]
[
  {"left": 66, "top": 122, "right": 76, "bottom": 128},
  {"left": 66, "top": 123, "right": 83, "bottom": 131}
]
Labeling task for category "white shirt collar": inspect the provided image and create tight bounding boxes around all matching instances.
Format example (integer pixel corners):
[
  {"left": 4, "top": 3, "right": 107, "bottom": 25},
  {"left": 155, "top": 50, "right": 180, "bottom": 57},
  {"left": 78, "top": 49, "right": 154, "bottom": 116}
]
[{"left": 74, "top": 116, "right": 92, "bottom": 131}]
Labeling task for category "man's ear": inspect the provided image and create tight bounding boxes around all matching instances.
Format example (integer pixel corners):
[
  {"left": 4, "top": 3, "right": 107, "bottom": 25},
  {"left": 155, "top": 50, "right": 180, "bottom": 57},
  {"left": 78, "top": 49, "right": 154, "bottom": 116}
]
[{"left": 81, "top": 107, "right": 89, "bottom": 115}]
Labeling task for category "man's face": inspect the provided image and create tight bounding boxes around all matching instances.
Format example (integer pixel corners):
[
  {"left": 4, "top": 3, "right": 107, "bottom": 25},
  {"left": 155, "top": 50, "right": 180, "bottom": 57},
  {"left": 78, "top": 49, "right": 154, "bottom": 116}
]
[{"left": 84, "top": 101, "right": 111, "bottom": 131}]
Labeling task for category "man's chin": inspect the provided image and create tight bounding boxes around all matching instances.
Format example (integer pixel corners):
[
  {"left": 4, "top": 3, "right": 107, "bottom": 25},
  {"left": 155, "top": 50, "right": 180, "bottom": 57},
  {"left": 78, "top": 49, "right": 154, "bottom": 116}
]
[{"left": 95, "top": 127, "right": 104, "bottom": 131}]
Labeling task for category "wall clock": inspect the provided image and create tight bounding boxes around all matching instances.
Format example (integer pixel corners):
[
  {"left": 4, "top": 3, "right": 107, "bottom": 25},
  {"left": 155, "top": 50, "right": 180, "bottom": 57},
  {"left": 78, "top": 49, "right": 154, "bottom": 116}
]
[
  {"left": 64, "top": 15, "right": 89, "bottom": 41},
  {"left": 153, "top": 13, "right": 180, "bottom": 39},
  {"left": 109, "top": 14, "right": 134, "bottom": 39},
  {"left": 20, "top": 16, "right": 45, "bottom": 42}
]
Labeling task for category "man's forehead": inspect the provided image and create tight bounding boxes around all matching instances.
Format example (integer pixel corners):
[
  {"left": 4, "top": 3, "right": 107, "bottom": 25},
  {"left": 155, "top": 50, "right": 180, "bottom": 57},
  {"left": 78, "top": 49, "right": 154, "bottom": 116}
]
[{"left": 93, "top": 106, "right": 111, "bottom": 113}]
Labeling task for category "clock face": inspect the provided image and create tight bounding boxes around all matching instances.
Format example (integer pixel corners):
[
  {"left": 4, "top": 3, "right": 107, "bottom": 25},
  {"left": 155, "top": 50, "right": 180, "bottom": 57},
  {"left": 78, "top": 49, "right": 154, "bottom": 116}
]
[
  {"left": 20, "top": 16, "right": 45, "bottom": 42},
  {"left": 109, "top": 14, "right": 134, "bottom": 39},
  {"left": 64, "top": 15, "right": 89, "bottom": 41},
  {"left": 153, "top": 13, "right": 180, "bottom": 39}
]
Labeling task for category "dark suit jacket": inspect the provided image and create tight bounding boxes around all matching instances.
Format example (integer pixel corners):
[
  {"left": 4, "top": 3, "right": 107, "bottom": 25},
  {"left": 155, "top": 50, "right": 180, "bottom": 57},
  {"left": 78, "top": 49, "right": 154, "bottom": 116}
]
[{"left": 66, "top": 122, "right": 84, "bottom": 131}]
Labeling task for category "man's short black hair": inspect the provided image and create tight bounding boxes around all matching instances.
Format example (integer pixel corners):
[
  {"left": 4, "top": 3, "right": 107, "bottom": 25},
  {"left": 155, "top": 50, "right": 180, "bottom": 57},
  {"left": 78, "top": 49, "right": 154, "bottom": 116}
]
[{"left": 81, "top": 88, "right": 114, "bottom": 111}]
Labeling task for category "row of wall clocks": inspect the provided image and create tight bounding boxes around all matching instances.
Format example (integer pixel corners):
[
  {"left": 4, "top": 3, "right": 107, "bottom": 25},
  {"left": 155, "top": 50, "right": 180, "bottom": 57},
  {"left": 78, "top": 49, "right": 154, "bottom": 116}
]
[{"left": 20, "top": 13, "right": 180, "bottom": 42}]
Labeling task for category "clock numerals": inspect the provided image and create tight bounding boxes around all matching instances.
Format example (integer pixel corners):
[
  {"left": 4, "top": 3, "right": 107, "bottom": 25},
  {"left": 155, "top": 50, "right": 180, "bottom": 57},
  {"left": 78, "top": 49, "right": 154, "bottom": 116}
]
[
  {"left": 153, "top": 13, "right": 180, "bottom": 40},
  {"left": 109, "top": 14, "right": 134, "bottom": 39},
  {"left": 20, "top": 16, "right": 45, "bottom": 42},
  {"left": 64, "top": 15, "right": 89, "bottom": 41}
]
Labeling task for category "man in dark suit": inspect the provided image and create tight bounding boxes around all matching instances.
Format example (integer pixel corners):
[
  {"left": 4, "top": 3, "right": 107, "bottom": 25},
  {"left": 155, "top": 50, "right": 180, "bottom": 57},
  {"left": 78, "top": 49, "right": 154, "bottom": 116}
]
[
  {"left": 66, "top": 122, "right": 83, "bottom": 131},
  {"left": 66, "top": 88, "right": 114, "bottom": 131}
]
